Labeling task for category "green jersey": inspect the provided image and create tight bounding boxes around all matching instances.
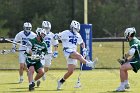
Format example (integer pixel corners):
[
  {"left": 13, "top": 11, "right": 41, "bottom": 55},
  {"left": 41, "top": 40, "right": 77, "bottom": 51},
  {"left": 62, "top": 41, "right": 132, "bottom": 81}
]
[
  {"left": 25, "top": 37, "right": 48, "bottom": 64},
  {"left": 129, "top": 37, "right": 140, "bottom": 59}
]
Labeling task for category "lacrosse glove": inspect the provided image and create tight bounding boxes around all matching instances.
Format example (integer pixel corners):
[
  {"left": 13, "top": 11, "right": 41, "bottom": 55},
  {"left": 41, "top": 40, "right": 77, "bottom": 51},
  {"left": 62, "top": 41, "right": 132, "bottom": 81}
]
[
  {"left": 82, "top": 48, "right": 88, "bottom": 57},
  {"left": 52, "top": 51, "right": 58, "bottom": 58},
  {"left": 117, "top": 59, "right": 127, "bottom": 65}
]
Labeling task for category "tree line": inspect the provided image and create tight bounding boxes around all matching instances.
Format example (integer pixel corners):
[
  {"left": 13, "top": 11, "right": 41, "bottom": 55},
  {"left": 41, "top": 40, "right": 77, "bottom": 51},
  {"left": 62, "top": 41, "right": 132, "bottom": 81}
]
[{"left": 0, "top": 0, "right": 140, "bottom": 38}]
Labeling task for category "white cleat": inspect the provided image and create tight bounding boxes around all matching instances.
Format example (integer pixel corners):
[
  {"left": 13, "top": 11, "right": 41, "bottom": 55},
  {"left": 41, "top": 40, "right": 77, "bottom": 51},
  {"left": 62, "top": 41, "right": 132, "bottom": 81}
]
[
  {"left": 57, "top": 80, "right": 63, "bottom": 90},
  {"left": 18, "top": 78, "right": 23, "bottom": 83},
  {"left": 125, "top": 83, "right": 130, "bottom": 89},
  {"left": 116, "top": 86, "right": 125, "bottom": 92},
  {"left": 86, "top": 57, "right": 98, "bottom": 68}
]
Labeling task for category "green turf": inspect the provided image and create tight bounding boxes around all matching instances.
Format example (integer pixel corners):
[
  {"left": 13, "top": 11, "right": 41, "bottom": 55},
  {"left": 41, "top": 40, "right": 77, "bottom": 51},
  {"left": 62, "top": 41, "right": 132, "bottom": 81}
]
[
  {"left": 0, "top": 70, "right": 140, "bottom": 93},
  {"left": 0, "top": 42, "right": 129, "bottom": 69}
]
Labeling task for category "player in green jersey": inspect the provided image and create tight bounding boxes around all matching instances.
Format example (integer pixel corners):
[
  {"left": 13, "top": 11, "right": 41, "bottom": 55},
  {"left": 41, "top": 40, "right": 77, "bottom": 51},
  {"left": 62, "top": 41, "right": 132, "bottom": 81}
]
[
  {"left": 116, "top": 27, "right": 140, "bottom": 92},
  {"left": 25, "top": 28, "right": 48, "bottom": 91}
]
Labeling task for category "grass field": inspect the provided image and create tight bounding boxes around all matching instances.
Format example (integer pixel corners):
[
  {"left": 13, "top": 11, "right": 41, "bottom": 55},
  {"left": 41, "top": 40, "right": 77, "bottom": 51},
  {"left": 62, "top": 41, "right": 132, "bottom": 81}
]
[
  {"left": 0, "top": 70, "right": 140, "bottom": 93},
  {"left": 1, "top": 42, "right": 140, "bottom": 93}
]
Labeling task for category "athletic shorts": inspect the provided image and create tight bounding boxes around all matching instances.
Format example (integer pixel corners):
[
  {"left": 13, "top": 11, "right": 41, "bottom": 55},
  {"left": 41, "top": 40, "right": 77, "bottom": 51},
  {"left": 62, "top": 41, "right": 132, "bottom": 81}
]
[
  {"left": 129, "top": 58, "right": 140, "bottom": 73},
  {"left": 19, "top": 51, "right": 26, "bottom": 63},
  {"left": 63, "top": 48, "right": 78, "bottom": 66},
  {"left": 26, "top": 61, "right": 43, "bottom": 73},
  {"left": 41, "top": 54, "right": 52, "bottom": 67}
]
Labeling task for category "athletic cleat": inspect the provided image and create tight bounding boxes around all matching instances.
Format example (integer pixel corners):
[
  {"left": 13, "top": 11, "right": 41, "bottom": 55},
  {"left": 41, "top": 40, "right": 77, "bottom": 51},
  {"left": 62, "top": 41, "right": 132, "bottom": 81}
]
[
  {"left": 42, "top": 74, "right": 46, "bottom": 81},
  {"left": 125, "top": 83, "right": 130, "bottom": 89},
  {"left": 116, "top": 86, "right": 125, "bottom": 92},
  {"left": 57, "top": 80, "right": 63, "bottom": 90},
  {"left": 37, "top": 80, "right": 41, "bottom": 87},
  {"left": 29, "top": 82, "right": 35, "bottom": 91},
  {"left": 18, "top": 78, "right": 23, "bottom": 83},
  {"left": 86, "top": 57, "right": 98, "bottom": 68}
]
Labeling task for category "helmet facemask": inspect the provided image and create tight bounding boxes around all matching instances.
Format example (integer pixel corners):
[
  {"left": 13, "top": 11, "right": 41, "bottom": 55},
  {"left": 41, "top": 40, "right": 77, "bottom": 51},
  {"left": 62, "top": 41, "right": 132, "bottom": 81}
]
[
  {"left": 42, "top": 21, "right": 51, "bottom": 33},
  {"left": 36, "top": 28, "right": 46, "bottom": 42},
  {"left": 124, "top": 27, "right": 136, "bottom": 41},
  {"left": 23, "top": 22, "right": 32, "bottom": 35},
  {"left": 70, "top": 20, "right": 80, "bottom": 34}
]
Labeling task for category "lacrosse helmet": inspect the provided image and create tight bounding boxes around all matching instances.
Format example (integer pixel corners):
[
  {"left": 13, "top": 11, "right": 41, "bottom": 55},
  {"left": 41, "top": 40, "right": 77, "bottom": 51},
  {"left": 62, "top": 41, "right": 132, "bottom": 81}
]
[
  {"left": 23, "top": 22, "right": 32, "bottom": 33},
  {"left": 42, "top": 21, "right": 51, "bottom": 33},
  {"left": 124, "top": 27, "right": 136, "bottom": 39},
  {"left": 36, "top": 28, "right": 46, "bottom": 41},
  {"left": 70, "top": 20, "right": 80, "bottom": 34}
]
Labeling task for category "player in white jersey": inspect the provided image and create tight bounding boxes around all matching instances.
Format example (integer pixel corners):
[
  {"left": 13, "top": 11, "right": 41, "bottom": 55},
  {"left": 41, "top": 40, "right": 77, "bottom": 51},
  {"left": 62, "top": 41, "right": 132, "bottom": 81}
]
[
  {"left": 12, "top": 22, "right": 36, "bottom": 83},
  {"left": 41, "top": 21, "right": 59, "bottom": 80},
  {"left": 54, "top": 20, "right": 98, "bottom": 90}
]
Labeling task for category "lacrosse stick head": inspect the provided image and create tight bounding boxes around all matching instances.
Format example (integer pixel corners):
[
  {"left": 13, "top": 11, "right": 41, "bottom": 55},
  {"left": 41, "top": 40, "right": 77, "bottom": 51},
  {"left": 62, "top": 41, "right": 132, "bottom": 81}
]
[{"left": 74, "top": 78, "right": 81, "bottom": 88}]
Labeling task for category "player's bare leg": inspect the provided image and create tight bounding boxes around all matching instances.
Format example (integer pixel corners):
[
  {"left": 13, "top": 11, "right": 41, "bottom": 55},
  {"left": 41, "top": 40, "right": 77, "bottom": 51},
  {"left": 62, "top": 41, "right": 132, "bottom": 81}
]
[
  {"left": 69, "top": 52, "right": 97, "bottom": 67},
  {"left": 116, "top": 63, "right": 132, "bottom": 91},
  {"left": 34, "top": 68, "right": 44, "bottom": 87},
  {"left": 57, "top": 64, "right": 75, "bottom": 90},
  {"left": 19, "top": 63, "right": 24, "bottom": 83},
  {"left": 28, "top": 66, "right": 35, "bottom": 91},
  {"left": 42, "top": 67, "right": 49, "bottom": 81}
]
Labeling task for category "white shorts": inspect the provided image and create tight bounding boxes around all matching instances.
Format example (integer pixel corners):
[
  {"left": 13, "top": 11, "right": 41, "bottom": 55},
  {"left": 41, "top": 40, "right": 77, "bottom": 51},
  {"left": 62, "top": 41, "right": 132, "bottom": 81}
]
[
  {"left": 19, "top": 51, "right": 26, "bottom": 63},
  {"left": 41, "top": 54, "right": 52, "bottom": 67},
  {"left": 63, "top": 48, "right": 78, "bottom": 66}
]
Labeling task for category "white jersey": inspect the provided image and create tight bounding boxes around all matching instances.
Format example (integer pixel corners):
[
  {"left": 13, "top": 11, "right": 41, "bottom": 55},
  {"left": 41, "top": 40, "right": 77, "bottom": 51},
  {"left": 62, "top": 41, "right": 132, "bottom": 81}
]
[
  {"left": 58, "top": 30, "right": 83, "bottom": 50},
  {"left": 13, "top": 31, "right": 36, "bottom": 50},
  {"left": 44, "top": 32, "right": 59, "bottom": 53}
]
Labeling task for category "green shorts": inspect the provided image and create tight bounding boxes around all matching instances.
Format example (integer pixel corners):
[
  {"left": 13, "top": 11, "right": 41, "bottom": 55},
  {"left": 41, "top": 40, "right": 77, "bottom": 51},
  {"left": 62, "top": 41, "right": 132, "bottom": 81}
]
[
  {"left": 26, "top": 59, "right": 43, "bottom": 73},
  {"left": 129, "top": 58, "right": 140, "bottom": 73}
]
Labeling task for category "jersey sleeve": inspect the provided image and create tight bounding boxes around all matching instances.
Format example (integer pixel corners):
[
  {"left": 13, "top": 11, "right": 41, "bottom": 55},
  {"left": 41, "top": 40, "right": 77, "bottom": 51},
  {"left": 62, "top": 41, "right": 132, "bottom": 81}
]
[
  {"left": 59, "top": 31, "right": 68, "bottom": 40},
  {"left": 13, "top": 33, "right": 21, "bottom": 42},
  {"left": 77, "top": 34, "right": 83, "bottom": 45}
]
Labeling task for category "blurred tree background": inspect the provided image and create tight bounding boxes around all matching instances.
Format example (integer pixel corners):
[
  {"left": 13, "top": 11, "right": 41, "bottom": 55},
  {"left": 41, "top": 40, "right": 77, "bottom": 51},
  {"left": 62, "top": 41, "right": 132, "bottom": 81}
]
[{"left": 0, "top": 0, "right": 140, "bottom": 38}]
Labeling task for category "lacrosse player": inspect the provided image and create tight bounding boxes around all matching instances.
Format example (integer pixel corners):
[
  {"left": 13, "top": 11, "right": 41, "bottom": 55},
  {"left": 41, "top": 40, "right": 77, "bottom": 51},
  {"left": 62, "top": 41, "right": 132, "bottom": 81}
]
[
  {"left": 116, "top": 27, "right": 140, "bottom": 92},
  {"left": 41, "top": 21, "right": 59, "bottom": 81},
  {"left": 12, "top": 22, "right": 36, "bottom": 83},
  {"left": 25, "top": 28, "right": 48, "bottom": 91},
  {"left": 54, "top": 20, "right": 97, "bottom": 90}
]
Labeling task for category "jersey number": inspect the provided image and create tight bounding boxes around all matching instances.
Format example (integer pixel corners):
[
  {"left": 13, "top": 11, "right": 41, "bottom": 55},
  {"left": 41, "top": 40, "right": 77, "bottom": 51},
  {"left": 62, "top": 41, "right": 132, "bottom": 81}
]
[
  {"left": 69, "top": 38, "right": 77, "bottom": 45},
  {"left": 45, "top": 41, "right": 50, "bottom": 48},
  {"left": 22, "top": 41, "right": 27, "bottom": 45}
]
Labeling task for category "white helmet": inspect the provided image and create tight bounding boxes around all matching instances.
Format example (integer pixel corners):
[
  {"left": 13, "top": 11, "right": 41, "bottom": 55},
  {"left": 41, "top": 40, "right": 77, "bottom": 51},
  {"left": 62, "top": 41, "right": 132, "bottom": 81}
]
[
  {"left": 42, "top": 21, "right": 51, "bottom": 33},
  {"left": 36, "top": 28, "right": 46, "bottom": 36},
  {"left": 23, "top": 22, "right": 32, "bottom": 32},
  {"left": 124, "top": 27, "right": 136, "bottom": 38},
  {"left": 70, "top": 20, "right": 80, "bottom": 34}
]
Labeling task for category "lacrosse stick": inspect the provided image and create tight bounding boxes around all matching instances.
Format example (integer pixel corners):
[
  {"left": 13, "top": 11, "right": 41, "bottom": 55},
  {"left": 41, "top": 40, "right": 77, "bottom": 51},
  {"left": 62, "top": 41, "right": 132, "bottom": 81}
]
[{"left": 74, "top": 63, "right": 83, "bottom": 88}]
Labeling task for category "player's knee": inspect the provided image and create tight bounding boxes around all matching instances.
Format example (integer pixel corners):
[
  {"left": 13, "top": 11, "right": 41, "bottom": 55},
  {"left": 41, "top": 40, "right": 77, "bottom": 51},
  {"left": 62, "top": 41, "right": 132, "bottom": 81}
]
[
  {"left": 68, "top": 70, "right": 74, "bottom": 75},
  {"left": 29, "top": 69, "right": 34, "bottom": 74},
  {"left": 76, "top": 54, "right": 82, "bottom": 60},
  {"left": 38, "top": 69, "right": 44, "bottom": 75},
  {"left": 120, "top": 65, "right": 127, "bottom": 71},
  {"left": 20, "top": 65, "right": 24, "bottom": 69}
]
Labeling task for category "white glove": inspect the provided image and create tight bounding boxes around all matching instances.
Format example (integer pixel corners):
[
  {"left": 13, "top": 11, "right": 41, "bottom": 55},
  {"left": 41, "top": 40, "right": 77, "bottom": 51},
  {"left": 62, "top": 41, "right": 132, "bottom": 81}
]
[
  {"left": 82, "top": 48, "right": 88, "bottom": 57},
  {"left": 52, "top": 51, "right": 58, "bottom": 58},
  {"left": 11, "top": 47, "right": 16, "bottom": 53},
  {"left": 54, "top": 33, "right": 60, "bottom": 40}
]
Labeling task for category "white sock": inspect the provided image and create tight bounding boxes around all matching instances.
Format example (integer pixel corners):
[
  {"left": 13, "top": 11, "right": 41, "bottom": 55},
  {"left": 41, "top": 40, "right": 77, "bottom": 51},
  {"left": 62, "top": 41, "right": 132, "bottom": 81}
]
[
  {"left": 124, "top": 80, "right": 129, "bottom": 84},
  {"left": 29, "top": 82, "right": 32, "bottom": 85},
  {"left": 20, "top": 76, "right": 23, "bottom": 79},
  {"left": 120, "top": 82, "right": 125, "bottom": 87}
]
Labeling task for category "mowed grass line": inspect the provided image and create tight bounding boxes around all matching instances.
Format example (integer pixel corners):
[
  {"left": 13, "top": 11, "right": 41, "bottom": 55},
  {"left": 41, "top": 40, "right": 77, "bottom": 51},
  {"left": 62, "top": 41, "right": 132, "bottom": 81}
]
[{"left": 0, "top": 70, "right": 140, "bottom": 93}]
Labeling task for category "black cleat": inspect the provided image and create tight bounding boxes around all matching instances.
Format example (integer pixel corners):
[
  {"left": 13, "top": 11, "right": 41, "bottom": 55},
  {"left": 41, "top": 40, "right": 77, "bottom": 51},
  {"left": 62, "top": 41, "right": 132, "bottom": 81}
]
[
  {"left": 29, "top": 82, "right": 35, "bottom": 91},
  {"left": 37, "top": 80, "right": 41, "bottom": 87}
]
